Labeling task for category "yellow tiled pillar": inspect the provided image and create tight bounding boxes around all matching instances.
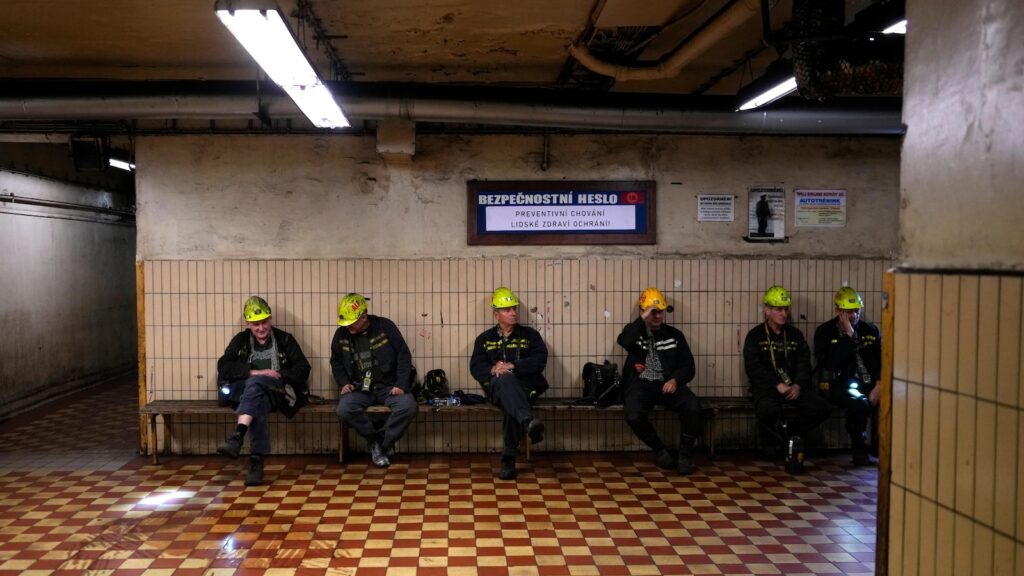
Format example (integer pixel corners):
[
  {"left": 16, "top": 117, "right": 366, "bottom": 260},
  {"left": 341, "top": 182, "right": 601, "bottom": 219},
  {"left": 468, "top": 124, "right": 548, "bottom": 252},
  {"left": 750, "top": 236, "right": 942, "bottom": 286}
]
[{"left": 887, "top": 271, "right": 1022, "bottom": 575}]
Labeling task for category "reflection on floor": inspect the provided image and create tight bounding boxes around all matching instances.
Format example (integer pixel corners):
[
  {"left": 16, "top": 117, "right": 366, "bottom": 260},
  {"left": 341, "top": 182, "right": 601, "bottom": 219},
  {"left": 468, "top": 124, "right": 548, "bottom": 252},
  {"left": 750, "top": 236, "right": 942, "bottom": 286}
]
[{"left": 0, "top": 376, "right": 877, "bottom": 575}]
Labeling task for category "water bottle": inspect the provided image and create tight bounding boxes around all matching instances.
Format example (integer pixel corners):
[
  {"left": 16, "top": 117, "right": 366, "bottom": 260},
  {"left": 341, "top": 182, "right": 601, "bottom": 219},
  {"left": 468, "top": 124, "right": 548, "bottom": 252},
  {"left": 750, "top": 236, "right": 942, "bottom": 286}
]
[{"left": 785, "top": 435, "right": 805, "bottom": 474}]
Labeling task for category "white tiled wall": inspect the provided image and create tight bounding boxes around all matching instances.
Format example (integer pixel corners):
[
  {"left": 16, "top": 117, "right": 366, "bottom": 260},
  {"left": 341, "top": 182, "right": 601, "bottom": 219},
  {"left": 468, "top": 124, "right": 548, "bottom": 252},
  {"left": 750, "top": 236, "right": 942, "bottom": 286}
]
[{"left": 142, "top": 257, "right": 890, "bottom": 454}]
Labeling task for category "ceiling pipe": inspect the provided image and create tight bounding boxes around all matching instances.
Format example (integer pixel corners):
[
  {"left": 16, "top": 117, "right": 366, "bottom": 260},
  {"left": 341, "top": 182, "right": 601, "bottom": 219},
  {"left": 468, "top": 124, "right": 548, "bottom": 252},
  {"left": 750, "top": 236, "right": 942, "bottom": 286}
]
[
  {"left": 0, "top": 193, "right": 135, "bottom": 220},
  {"left": 568, "top": 0, "right": 760, "bottom": 82},
  {"left": 0, "top": 95, "right": 270, "bottom": 120},
  {"left": 0, "top": 133, "right": 70, "bottom": 143},
  {"left": 355, "top": 95, "right": 901, "bottom": 135},
  {"left": 0, "top": 82, "right": 903, "bottom": 135}
]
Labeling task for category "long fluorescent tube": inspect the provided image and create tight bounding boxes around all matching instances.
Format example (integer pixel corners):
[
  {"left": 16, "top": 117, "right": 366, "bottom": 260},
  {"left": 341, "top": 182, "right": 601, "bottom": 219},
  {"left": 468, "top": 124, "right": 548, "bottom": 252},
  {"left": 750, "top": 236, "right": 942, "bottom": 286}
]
[
  {"left": 882, "top": 19, "right": 907, "bottom": 34},
  {"left": 736, "top": 77, "right": 798, "bottom": 111},
  {"left": 109, "top": 158, "right": 135, "bottom": 172},
  {"left": 216, "top": 6, "right": 349, "bottom": 128}
]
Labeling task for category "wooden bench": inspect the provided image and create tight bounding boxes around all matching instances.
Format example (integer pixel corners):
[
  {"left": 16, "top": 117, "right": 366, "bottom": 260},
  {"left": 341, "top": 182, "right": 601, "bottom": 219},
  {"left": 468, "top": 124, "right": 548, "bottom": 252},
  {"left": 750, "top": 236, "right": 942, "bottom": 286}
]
[
  {"left": 140, "top": 400, "right": 342, "bottom": 465},
  {"left": 700, "top": 396, "right": 854, "bottom": 456},
  {"left": 139, "top": 399, "right": 510, "bottom": 464},
  {"left": 370, "top": 398, "right": 722, "bottom": 459},
  {"left": 702, "top": 396, "right": 753, "bottom": 459},
  {"left": 140, "top": 396, "right": 757, "bottom": 464},
  {"left": 530, "top": 398, "right": 736, "bottom": 459},
  {"left": 357, "top": 402, "right": 506, "bottom": 462}
]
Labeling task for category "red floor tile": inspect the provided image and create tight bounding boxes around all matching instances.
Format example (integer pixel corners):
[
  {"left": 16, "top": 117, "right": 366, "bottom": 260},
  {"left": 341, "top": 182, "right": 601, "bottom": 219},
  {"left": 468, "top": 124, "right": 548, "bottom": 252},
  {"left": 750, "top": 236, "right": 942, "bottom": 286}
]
[{"left": 0, "top": 375, "right": 880, "bottom": 575}]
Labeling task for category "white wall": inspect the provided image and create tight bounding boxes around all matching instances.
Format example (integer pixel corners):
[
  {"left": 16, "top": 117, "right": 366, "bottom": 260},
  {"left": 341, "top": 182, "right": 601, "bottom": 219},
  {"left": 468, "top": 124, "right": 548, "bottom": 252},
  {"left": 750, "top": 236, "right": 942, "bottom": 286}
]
[
  {"left": 136, "top": 133, "right": 900, "bottom": 260},
  {"left": 0, "top": 171, "right": 136, "bottom": 418},
  {"left": 900, "top": 0, "right": 1024, "bottom": 269}
]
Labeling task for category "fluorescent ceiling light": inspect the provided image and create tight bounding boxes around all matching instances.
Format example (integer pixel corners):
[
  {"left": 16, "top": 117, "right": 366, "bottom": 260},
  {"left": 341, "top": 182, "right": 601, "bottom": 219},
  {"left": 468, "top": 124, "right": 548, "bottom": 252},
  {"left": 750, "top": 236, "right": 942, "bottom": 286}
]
[
  {"left": 882, "top": 19, "right": 907, "bottom": 34},
  {"left": 108, "top": 158, "right": 136, "bottom": 172},
  {"left": 216, "top": 5, "right": 349, "bottom": 128},
  {"left": 736, "top": 77, "right": 798, "bottom": 111}
]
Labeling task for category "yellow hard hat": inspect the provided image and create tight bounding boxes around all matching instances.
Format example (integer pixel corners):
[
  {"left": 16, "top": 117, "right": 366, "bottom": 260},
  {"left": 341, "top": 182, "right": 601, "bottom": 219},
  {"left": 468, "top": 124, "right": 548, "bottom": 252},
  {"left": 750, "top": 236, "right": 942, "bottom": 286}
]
[
  {"left": 638, "top": 287, "right": 668, "bottom": 311},
  {"left": 834, "top": 286, "right": 864, "bottom": 310},
  {"left": 337, "top": 293, "right": 368, "bottom": 326},
  {"left": 243, "top": 296, "right": 271, "bottom": 322},
  {"left": 763, "top": 285, "right": 791, "bottom": 308},
  {"left": 491, "top": 287, "right": 519, "bottom": 309}
]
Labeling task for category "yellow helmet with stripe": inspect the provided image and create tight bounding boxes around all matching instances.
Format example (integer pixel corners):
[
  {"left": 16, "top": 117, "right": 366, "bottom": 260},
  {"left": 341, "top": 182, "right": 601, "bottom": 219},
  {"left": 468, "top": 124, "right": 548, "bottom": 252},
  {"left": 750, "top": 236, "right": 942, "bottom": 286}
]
[
  {"left": 243, "top": 296, "right": 271, "bottom": 322},
  {"left": 337, "top": 293, "right": 368, "bottom": 326}
]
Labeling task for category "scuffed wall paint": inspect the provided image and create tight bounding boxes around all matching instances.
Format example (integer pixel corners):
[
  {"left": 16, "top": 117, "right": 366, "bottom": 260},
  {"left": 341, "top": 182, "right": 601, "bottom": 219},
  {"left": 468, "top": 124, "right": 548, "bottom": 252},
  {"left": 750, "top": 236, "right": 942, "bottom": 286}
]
[
  {"left": 0, "top": 171, "right": 136, "bottom": 416},
  {"left": 900, "top": 0, "right": 1024, "bottom": 269},
  {"left": 136, "top": 133, "right": 899, "bottom": 260}
]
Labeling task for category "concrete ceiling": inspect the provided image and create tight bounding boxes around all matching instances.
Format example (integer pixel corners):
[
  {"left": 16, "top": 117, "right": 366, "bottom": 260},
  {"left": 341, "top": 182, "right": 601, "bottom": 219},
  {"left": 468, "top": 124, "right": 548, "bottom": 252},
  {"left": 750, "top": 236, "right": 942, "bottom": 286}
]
[{"left": 0, "top": 0, "right": 905, "bottom": 132}]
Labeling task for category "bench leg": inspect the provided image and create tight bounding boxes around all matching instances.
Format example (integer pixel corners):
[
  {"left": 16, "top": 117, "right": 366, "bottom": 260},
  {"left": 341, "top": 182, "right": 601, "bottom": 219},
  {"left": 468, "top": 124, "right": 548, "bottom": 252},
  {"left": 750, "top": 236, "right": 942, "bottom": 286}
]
[
  {"left": 149, "top": 415, "right": 159, "bottom": 465},
  {"left": 524, "top": 437, "right": 530, "bottom": 461},
  {"left": 706, "top": 408, "right": 718, "bottom": 461},
  {"left": 162, "top": 415, "right": 171, "bottom": 460},
  {"left": 338, "top": 424, "right": 346, "bottom": 464}
]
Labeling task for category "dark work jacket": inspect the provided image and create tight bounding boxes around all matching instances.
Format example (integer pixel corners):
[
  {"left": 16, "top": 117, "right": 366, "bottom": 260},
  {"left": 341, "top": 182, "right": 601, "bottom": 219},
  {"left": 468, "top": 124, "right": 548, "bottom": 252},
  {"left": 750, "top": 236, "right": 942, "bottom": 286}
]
[
  {"left": 216, "top": 327, "right": 311, "bottom": 417},
  {"left": 617, "top": 318, "right": 696, "bottom": 387},
  {"left": 330, "top": 315, "right": 413, "bottom": 392},
  {"left": 470, "top": 324, "right": 549, "bottom": 394},
  {"left": 813, "top": 318, "right": 881, "bottom": 402},
  {"left": 743, "top": 322, "right": 812, "bottom": 396}
]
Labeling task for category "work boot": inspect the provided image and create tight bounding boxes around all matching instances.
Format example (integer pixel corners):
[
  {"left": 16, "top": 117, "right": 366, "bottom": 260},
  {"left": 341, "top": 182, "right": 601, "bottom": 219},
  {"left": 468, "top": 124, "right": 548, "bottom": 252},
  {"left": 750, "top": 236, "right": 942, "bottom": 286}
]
[
  {"left": 526, "top": 417, "right": 545, "bottom": 444},
  {"left": 245, "top": 456, "right": 264, "bottom": 486},
  {"left": 851, "top": 432, "right": 873, "bottom": 465},
  {"left": 852, "top": 449, "right": 875, "bottom": 466},
  {"left": 654, "top": 447, "right": 676, "bottom": 470},
  {"left": 498, "top": 457, "right": 517, "bottom": 481},
  {"left": 217, "top": 432, "right": 243, "bottom": 459},
  {"left": 369, "top": 441, "right": 390, "bottom": 468},
  {"left": 677, "top": 436, "right": 696, "bottom": 475},
  {"left": 851, "top": 436, "right": 873, "bottom": 465}
]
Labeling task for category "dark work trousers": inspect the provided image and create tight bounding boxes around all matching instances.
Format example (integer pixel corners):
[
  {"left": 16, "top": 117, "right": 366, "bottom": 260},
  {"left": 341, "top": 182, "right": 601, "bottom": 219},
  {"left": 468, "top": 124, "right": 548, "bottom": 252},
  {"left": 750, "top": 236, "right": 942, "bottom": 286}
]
[
  {"left": 624, "top": 379, "right": 702, "bottom": 451},
  {"left": 753, "top": 389, "right": 832, "bottom": 446},
  {"left": 845, "top": 395, "right": 878, "bottom": 450},
  {"left": 485, "top": 373, "right": 533, "bottom": 459},
  {"left": 234, "top": 375, "right": 282, "bottom": 456},
  {"left": 337, "top": 388, "right": 418, "bottom": 450}
]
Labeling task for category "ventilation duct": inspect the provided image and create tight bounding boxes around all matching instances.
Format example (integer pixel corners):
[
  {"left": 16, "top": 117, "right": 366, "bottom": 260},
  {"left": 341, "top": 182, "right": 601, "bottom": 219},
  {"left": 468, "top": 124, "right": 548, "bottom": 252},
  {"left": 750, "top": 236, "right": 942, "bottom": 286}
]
[
  {"left": 0, "top": 81, "right": 904, "bottom": 135},
  {"left": 791, "top": 0, "right": 904, "bottom": 101},
  {"left": 569, "top": 0, "right": 760, "bottom": 82}
]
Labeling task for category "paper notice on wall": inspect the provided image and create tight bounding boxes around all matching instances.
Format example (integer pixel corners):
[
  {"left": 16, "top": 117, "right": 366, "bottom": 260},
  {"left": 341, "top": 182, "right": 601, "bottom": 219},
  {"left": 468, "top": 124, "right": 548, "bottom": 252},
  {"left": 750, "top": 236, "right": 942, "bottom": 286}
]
[
  {"left": 748, "top": 185, "right": 785, "bottom": 239},
  {"left": 697, "top": 194, "right": 735, "bottom": 221},
  {"left": 795, "top": 189, "right": 846, "bottom": 227}
]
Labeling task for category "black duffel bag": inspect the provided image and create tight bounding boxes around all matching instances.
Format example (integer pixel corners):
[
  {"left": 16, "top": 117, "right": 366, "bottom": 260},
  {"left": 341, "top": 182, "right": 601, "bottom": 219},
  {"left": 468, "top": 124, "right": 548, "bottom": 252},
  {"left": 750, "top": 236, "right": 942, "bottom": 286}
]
[{"left": 579, "top": 360, "right": 623, "bottom": 408}]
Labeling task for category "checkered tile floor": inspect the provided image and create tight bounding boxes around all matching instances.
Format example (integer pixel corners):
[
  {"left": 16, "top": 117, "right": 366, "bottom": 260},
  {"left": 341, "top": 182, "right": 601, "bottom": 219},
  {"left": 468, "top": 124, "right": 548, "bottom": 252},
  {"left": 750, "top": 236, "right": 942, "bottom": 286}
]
[{"left": 0, "top": 377, "right": 877, "bottom": 575}]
